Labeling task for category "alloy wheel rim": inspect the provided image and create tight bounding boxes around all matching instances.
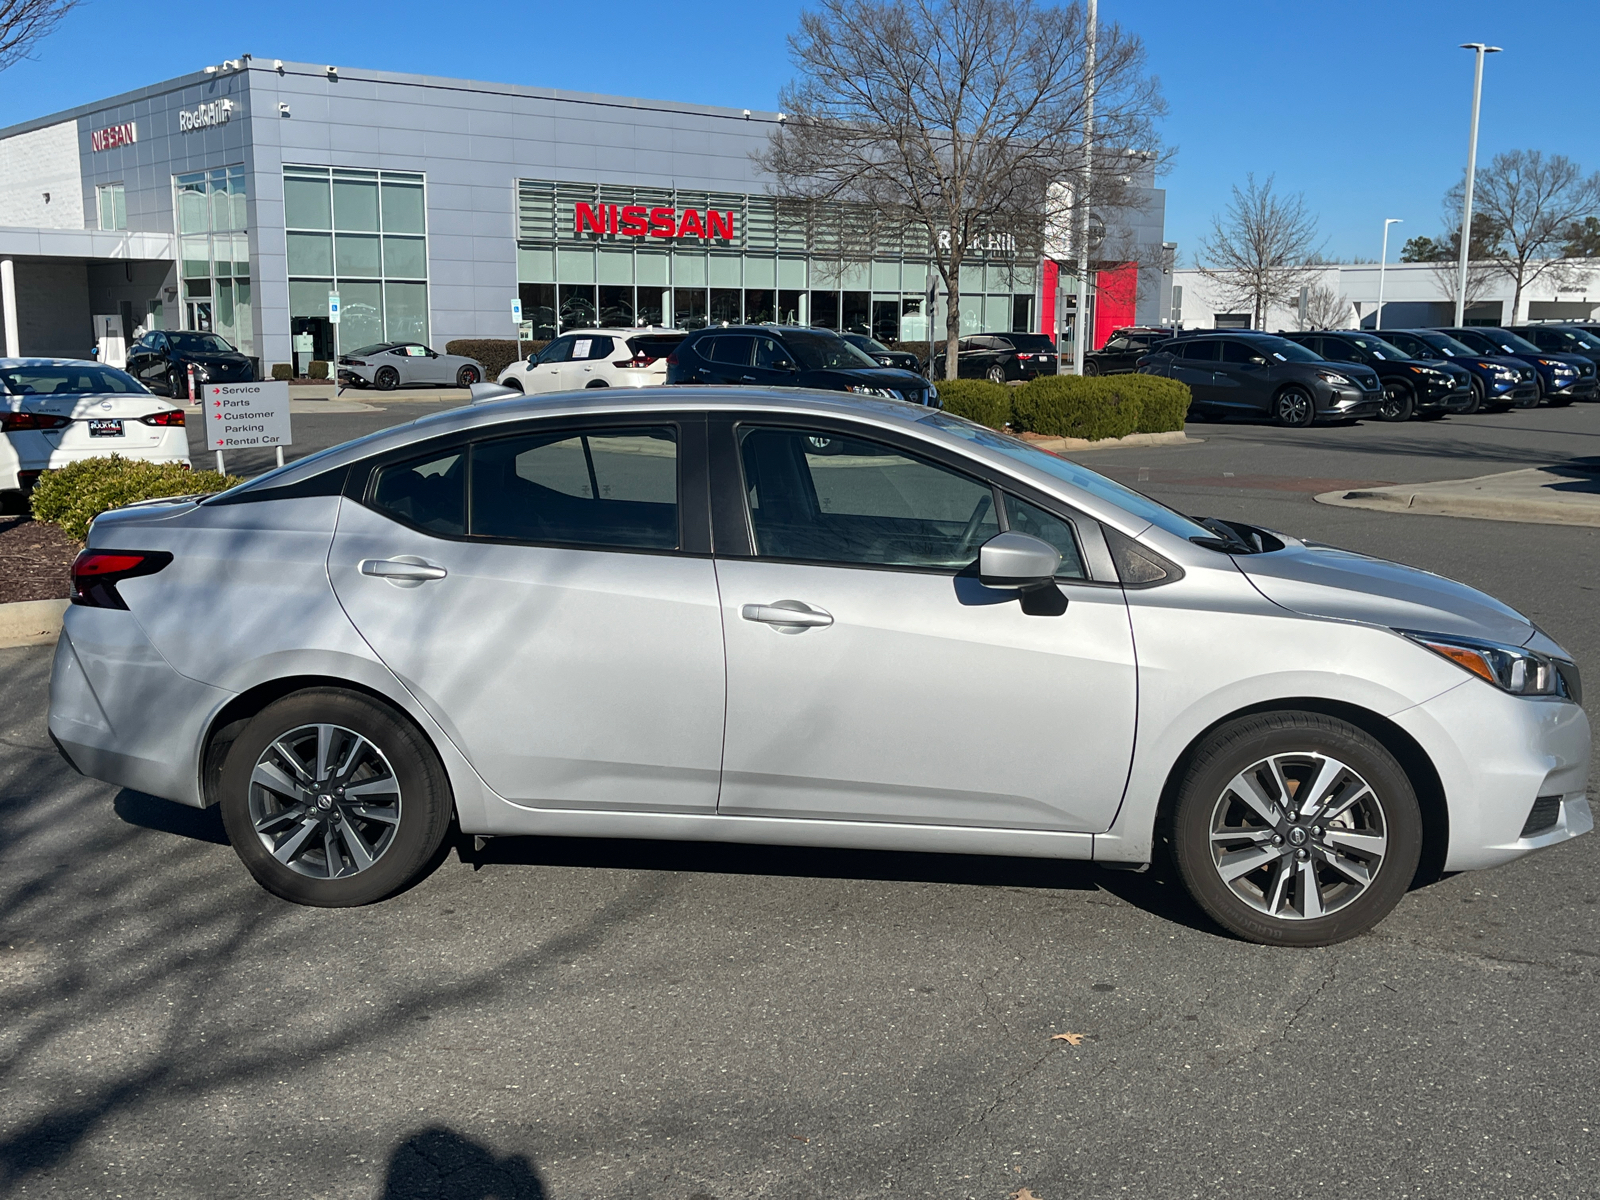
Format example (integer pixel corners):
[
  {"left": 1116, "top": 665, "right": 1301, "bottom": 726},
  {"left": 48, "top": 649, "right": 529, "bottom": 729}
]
[
  {"left": 1280, "top": 392, "right": 1309, "bottom": 423},
  {"left": 1382, "top": 386, "right": 1405, "bottom": 417},
  {"left": 249, "top": 723, "right": 403, "bottom": 879},
  {"left": 1207, "top": 752, "right": 1387, "bottom": 921}
]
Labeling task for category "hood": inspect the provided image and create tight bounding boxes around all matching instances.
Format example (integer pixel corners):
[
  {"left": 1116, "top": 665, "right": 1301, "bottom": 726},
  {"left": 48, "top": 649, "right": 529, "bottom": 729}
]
[
  {"left": 812, "top": 367, "right": 930, "bottom": 389},
  {"left": 180, "top": 350, "right": 251, "bottom": 365},
  {"left": 1232, "top": 536, "right": 1535, "bottom": 647}
]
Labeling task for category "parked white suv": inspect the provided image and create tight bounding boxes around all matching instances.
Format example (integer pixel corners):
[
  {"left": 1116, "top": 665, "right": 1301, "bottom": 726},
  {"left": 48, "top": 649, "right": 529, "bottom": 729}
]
[{"left": 496, "top": 329, "right": 685, "bottom": 394}]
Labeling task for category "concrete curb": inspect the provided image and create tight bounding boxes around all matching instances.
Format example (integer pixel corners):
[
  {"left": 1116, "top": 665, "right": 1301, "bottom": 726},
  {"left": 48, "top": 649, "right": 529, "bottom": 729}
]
[
  {"left": 1023, "top": 430, "right": 1198, "bottom": 454},
  {"left": 0, "top": 598, "right": 68, "bottom": 650},
  {"left": 1315, "top": 466, "right": 1600, "bottom": 528}
]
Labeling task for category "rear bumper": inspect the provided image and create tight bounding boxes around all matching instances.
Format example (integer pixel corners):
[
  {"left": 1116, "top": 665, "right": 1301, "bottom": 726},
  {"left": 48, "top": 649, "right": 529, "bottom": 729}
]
[{"left": 48, "top": 606, "right": 229, "bottom": 808}]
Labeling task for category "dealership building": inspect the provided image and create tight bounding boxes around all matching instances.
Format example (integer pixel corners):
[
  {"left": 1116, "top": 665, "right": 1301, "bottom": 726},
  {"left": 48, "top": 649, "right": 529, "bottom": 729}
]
[{"left": 0, "top": 58, "right": 1170, "bottom": 373}]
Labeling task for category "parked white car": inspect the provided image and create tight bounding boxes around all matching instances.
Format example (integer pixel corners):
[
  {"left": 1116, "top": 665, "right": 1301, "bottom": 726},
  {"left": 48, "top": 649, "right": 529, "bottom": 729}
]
[
  {"left": 496, "top": 328, "right": 685, "bottom": 394},
  {"left": 1, "top": 359, "right": 189, "bottom": 503}
]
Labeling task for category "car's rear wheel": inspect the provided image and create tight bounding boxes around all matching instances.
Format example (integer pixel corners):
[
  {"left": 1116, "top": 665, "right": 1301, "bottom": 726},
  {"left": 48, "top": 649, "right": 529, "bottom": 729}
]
[
  {"left": 985, "top": 365, "right": 1007, "bottom": 385},
  {"left": 1378, "top": 383, "right": 1415, "bottom": 421},
  {"left": 456, "top": 366, "right": 480, "bottom": 388},
  {"left": 1271, "top": 386, "right": 1314, "bottom": 427},
  {"left": 374, "top": 366, "right": 400, "bottom": 391},
  {"left": 219, "top": 689, "right": 454, "bottom": 907},
  {"left": 1168, "top": 711, "right": 1422, "bottom": 947}
]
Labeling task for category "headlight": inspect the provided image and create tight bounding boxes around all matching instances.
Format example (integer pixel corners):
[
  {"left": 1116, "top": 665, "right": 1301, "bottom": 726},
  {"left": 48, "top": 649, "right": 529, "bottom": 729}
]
[
  {"left": 190, "top": 363, "right": 211, "bottom": 380},
  {"left": 1492, "top": 368, "right": 1518, "bottom": 381},
  {"left": 1315, "top": 370, "right": 1351, "bottom": 385},
  {"left": 1399, "top": 629, "right": 1580, "bottom": 700},
  {"left": 846, "top": 384, "right": 897, "bottom": 398},
  {"left": 1540, "top": 359, "right": 1576, "bottom": 373}
]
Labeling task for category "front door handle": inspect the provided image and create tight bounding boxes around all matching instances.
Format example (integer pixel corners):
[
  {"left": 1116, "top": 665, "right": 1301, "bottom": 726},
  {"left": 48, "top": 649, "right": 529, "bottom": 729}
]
[
  {"left": 741, "top": 600, "right": 833, "bottom": 631},
  {"left": 360, "top": 557, "right": 448, "bottom": 587},
  {"left": 740, "top": 375, "right": 757, "bottom": 383}
]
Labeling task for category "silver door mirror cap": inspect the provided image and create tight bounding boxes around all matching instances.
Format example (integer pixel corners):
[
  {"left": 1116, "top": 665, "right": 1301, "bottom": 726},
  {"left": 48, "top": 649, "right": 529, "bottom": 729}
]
[
  {"left": 978, "top": 532, "right": 1061, "bottom": 588},
  {"left": 469, "top": 382, "right": 522, "bottom": 405}
]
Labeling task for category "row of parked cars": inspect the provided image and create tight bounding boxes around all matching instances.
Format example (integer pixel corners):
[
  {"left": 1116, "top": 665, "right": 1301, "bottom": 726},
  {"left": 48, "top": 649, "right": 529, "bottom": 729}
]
[{"left": 1097, "top": 323, "right": 1600, "bottom": 426}]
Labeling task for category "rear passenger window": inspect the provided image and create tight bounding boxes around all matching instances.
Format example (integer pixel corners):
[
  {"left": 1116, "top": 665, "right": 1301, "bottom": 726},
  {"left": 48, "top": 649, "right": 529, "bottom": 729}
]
[
  {"left": 469, "top": 426, "right": 678, "bottom": 550},
  {"left": 708, "top": 336, "right": 754, "bottom": 365},
  {"left": 1179, "top": 340, "right": 1220, "bottom": 361},
  {"left": 371, "top": 451, "right": 466, "bottom": 535}
]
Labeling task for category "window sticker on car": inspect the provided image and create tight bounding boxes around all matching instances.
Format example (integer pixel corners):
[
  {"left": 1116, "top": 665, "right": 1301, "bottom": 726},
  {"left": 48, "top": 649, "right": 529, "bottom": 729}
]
[
  {"left": 1272, "top": 353, "right": 1286, "bottom": 361},
  {"left": 407, "top": 346, "right": 428, "bottom": 357},
  {"left": 573, "top": 339, "right": 592, "bottom": 359}
]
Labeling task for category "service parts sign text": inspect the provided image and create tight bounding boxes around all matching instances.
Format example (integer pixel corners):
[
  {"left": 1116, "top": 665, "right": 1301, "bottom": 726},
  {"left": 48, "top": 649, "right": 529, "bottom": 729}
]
[{"left": 203, "top": 382, "right": 292, "bottom": 450}]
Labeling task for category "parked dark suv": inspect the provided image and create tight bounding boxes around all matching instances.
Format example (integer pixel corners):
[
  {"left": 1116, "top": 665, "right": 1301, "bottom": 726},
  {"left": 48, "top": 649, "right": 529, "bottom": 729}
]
[
  {"left": 1276, "top": 330, "right": 1473, "bottom": 421},
  {"left": 1434, "top": 327, "right": 1596, "bottom": 406},
  {"left": 1378, "top": 329, "right": 1538, "bottom": 411},
  {"left": 1506, "top": 324, "right": 1600, "bottom": 377},
  {"left": 1084, "top": 327, "right": 1173, "bottom": 375},
  {"left": 666, "top": 326, "right": 937, "bottom": 405},
  {"left": 840, "top": 333, "right": 923, "bottom": 374},
  {"left": 125, "top": 330, "right": 255, "bottom": 399},
  {"left": 1137, "top": 331, "right": 1382, "bottom": 426},
  {"left": 931, "top": 333, "right": 1059, "bottom": 382}
]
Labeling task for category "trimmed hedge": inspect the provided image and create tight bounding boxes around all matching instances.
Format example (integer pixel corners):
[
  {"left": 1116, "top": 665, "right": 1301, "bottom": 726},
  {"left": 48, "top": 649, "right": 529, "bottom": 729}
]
[
  {"left": 445, "top": 339, "right": 549, "bottom": 383},
  {"left": 1012, "top": 375, "right": 1191, "bottom": 440},
  {"left": 31, "top": 456, "right": 242, "bottom": 541},
  {"left": 270, "top": 362, "right": 293, "bottom": 381},
  {"left": 936, "top": 379, "right": 1011, "bottom": 429},
  {"left": 308, "top": 360, "right": 329, "bottom": 380}
]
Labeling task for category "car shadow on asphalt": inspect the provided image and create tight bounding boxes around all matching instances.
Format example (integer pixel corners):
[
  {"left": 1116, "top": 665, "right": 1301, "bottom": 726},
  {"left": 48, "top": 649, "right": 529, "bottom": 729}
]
[
  {"left": 379, "top": 1126, "right": 546, "bottom": 1199},
  {"left": 460, "top": 833, "right": 1226, "bottom": 938},
  {"left": 112, "top": 790, "right": 228, "bottom": 845}
]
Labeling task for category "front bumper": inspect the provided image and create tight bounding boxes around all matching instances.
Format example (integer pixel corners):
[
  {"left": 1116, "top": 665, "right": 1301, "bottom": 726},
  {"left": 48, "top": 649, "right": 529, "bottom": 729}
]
[
  {"left": 1325, "top": 385, "right": 1382, "bottom": 416},
  {"left": 1548, "top": 376, "right": 1598, "bottom": 401},
  {"left": 1392, "top": 680, "right": 1592, "bottom": 873}
]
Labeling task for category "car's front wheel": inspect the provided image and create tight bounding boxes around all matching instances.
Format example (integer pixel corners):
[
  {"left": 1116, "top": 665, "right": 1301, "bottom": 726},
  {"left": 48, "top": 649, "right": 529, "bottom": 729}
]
[
  {"left": 219, "top": 688, "right": 454, "bottom": 907},
  {"left": 1271, "top": 386, "right": 1314, "bottom": 427},
  {"left": 1168, "top": 711, "right": 1422, "bottom": 947},
  {"left": 1378, "top": 383, "right": 1415, "bottom": 421},
  {"left": 1083, "top": 360, "right": 1101, "bottom": 376},
  {"left": 1462, "top": 378, "right": 1483, "bottom": 415}
]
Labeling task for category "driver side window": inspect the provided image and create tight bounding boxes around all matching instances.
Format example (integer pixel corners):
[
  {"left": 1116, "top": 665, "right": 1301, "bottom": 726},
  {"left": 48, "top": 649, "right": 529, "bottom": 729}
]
[{"left": 539, "top": 337, "right": 576, "bottom": 365}]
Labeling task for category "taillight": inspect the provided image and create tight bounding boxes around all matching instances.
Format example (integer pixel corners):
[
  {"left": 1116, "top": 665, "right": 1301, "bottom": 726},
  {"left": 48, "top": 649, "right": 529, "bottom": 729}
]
[
  {"left": 139, "top": 410, "right": 186, "bottom": 427},
  {"left": 613, "top": 353, "right": 659, "bottom": 368},
  {"left": 666, "top": 351, "right": 679, "bottom": 366},
  {"left": 71, "top": 549, "right": 173, "bottom": 609},
  {"left": 0, "top": 411, "right": 72, "bottom": 432}
]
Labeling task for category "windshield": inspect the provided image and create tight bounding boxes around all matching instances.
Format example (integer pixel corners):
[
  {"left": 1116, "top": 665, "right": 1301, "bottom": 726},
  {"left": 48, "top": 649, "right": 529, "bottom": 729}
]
[
  {"left": 1348, "top": 336, "right": 1411, "bottom": 361},
  {"left": 786, "top": 332, "right": 880, "bottom": 370},
  {"left": 166, "top": 332, "right": 237, "bottom": 354},
  {"left": 1252, "top": 336, "right": 1322, "bottom": 363},
  {"left": 1487, "top": 330, "right": 1541, "bottom": 354},
  {"left": 844, "top": 334, "right": 892, "bottom": 354},
  {"left": 0, "top": 364, "right": 148, "bottom": 395},
  {"left": 918, "top": 411, "right": 1215, "bottom": 542},
  {"left": 1415, "top": 332, "right": 1476, "bottom": 357},
  {"left": 1003, "top": 334, "right": 1059, "bottom": 353},
  {"left": 1544, "top": 327, "right": 1600, "bottom": 350}
]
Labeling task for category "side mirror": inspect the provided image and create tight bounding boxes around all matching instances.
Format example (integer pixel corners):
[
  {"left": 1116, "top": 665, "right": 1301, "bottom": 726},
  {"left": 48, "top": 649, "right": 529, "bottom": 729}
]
[
  {"left": 979, "top": 532, "right": 1061, "bottom": 589},
  {"left": 1249, "top": 355, "right": 1267, "bottom": 365}
]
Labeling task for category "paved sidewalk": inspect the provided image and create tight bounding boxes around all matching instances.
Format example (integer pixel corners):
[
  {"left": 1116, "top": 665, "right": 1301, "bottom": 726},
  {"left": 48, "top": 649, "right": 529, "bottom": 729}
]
[{"left": 1316, "top": 459, "right": 1600, "bottom": 527}]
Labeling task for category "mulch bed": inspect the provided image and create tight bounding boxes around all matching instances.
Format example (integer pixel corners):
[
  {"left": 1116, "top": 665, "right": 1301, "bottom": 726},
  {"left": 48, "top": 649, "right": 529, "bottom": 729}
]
[{"left": 0, "top": 515, "right": 79, "bottom": 603}]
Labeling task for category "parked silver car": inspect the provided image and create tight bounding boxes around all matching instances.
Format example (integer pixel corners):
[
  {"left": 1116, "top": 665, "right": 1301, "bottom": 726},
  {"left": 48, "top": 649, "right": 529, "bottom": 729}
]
[
  {"left": 337, "top": 342, "right": 483, "bottom": 390},
  {"left": 48, "top": 390, "right": 1590, "bottom": 945}
]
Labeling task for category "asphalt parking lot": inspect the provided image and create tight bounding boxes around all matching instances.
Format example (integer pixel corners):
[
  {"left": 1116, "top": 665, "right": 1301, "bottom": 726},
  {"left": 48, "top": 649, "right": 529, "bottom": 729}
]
[{"left": 5, "top": 397, "right": 1598, "bottom": 1198}]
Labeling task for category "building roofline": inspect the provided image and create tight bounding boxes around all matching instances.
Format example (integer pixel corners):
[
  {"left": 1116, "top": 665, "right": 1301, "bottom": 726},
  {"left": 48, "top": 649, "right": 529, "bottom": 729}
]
[{"left": 0, "top": 59, "right": 784, "bottom": 141}]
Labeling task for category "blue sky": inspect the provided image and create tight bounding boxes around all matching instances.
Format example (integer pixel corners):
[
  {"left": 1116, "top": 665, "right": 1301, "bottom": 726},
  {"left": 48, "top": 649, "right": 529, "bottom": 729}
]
[{"left": 2, "top": 0, "right": 1595, "bottom": 265}]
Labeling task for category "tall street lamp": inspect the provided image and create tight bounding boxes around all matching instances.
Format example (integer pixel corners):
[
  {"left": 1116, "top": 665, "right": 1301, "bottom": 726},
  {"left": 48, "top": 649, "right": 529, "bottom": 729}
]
[
  {"left": 1455, "top": 42, "right": 1501, "bottom": 327},
  {"left": 1072, "top": 0, "right": 1096, "bottom": 374},
  {"left": 1376, "top": 218, "right": 1402, "bottom": 330}
]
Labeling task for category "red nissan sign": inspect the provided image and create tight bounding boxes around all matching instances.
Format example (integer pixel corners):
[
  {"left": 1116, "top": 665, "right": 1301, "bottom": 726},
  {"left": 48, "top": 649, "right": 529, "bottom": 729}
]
[
  {"left": 91, "top": 122, "right": 137, "bottom": 152},
  {"left": 575, "top": 202, "right": 736, "bottom": 242}
]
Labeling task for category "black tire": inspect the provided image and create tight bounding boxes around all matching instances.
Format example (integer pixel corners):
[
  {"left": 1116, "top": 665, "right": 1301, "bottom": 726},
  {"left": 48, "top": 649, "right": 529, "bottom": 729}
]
[
  {"left": 1462, "top": 377, "right": 1484, "bottom": 415},
  {"left": 502, "top": 378, "right": 524, "bottom": 394},
  {"left": 456, "top": 365, "right": 480, "bottom": 388},
  {"left": 1271, "top": 386, "right": 1314, "bottom": 427},
  {"left": 168, "top": 368, "right": 187, "bottom": 400},
  {"left": 986, "top": 365, "right": 1007, "bottom": 385},
  {"left": 374, "top": 366, "right": 400, "bottom": 391},
  {"left": 1377, "top": 383, "right": 1415, "bottom": 422},
  {"left": 219, "top": 688, "right": 454, "bottom": 907},
  {"left": 585, "top": 379, "right": 609, "bottom": 388},
  {"left": 1168, "top": 711, "right": 1422, "bottom": 947},
  {"left": 1083, "top": 360, "right": 1101, "bottom": 376}
]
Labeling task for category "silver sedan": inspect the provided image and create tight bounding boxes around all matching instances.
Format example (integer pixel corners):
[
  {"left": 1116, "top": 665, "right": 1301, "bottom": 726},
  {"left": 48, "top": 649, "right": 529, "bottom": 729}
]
[
  {"left": 336, "top": 341, "right": 483, "bottom": 390},
  {"left": 48, "top": 390, "right": 1590, "bottom": 946}
]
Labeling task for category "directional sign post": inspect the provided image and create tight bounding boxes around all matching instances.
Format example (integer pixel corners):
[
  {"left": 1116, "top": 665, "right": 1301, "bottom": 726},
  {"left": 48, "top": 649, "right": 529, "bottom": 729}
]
[
  {"left": 328, "top": 291, "right": 341, "bottom": 368},
  {"left": 512, "top": 296, "right": 523, "bottom": 361},
  {"left": 203, "top": 381, "right": 292, "bottom": 475}
]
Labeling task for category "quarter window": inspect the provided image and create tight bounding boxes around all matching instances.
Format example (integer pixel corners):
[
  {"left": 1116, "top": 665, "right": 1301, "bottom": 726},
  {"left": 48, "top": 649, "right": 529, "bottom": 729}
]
[
  {"left": 470, "top": 427, "right": 678, "bottom": 550},
  {"left": 739, "top": 426, "right": 999, "bottom": 569},
  {"left": 372, "top": 451, "right": 466, "bottom": 535},
  {"left": 1001, "top": 495, "right": 1088, "bottom": 580}
]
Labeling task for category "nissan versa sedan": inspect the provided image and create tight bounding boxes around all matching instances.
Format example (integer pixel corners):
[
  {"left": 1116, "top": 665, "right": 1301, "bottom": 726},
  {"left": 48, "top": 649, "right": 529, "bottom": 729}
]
[{"left": 49, "top": 391, "right": 1589, "bottom": 947}]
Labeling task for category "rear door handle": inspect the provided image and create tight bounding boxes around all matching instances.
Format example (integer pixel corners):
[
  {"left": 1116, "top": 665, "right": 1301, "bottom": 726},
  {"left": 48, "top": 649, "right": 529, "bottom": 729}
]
[
  {"left": 741, "top": 601, "right": 833, "bottom": 630},
  {"left": 360, "top": 557, "right": 448, "bottom": 586},
  {"left": 740, "top": 375, "right": 757, "bottom": 383}
]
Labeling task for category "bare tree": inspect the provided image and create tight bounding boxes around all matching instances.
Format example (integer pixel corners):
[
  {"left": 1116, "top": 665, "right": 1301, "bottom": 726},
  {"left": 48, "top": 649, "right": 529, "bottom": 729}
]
[
  {"left": 0, "top": 0, "right": 77, "bottom": 71},
  {"left": 1194, "top": 175, "right": 1325, "bottom": 330},
  {"left": 1297, "top": 282, "right": 1350, "bottom": 331},
  {"left": 760, "top": 0, "right": 1166, "bottom": 379},
  {"left": 1448, "top": 150, "right": 1600, "bottom": 318}
]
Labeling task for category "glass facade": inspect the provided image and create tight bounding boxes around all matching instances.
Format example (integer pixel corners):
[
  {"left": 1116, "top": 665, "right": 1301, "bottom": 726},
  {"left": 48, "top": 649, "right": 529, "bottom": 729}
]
[
  {"left": 97, "top": 184, "right": 126, "bottom": 231},
  {"left": 284, "top": 166, "right": 429, "bottom": 361},
  {"left": 173, "top": 167, "right": 251, "bottom": 354},
  {"left": 516, "top": 180, "right": 1035, "bottom": 340}
]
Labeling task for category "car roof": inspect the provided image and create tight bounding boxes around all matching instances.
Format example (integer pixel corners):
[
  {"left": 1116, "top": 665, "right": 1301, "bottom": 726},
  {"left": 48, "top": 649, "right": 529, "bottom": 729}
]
[
  {"left": 555, "top": 328, "right": 686, "bottom": 338},
  {"left": 0, "top": 357, "right": 114, "bottom": 367}
]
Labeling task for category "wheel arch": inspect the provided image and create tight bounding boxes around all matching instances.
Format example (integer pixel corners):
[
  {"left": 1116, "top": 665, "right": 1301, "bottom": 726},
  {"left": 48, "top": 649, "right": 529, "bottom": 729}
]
[{"left": 1150, "top": 696, "right": 1448, "bottom": 888}]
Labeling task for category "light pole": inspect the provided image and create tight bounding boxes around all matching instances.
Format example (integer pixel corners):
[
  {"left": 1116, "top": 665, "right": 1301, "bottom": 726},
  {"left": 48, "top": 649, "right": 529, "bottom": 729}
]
[
  {"left": 1072, "top": 0, "right": 1096, "bottom": 374},
  {"left": 1455, "top": 42, "right": 1501, "bottom": 327},
  {"left": 1376, "top": 218, "right": 1402, "bottom": 330}
]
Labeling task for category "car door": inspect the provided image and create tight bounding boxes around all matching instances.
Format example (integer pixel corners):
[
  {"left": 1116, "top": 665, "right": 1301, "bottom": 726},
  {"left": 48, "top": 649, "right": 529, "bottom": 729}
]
[
  {"left": 710, "top": 417, "right": 1138, "bottom": 833},
  {"left": 747, "top": 335, "right": 800, "bottom": 387},
  {"left": 570, "top": 335, "right": 616, "bottom": 386},
  {"left": 135, "top": 333, "right": 172, "bottom": 392},
  {"left": 522, "top": 335, "right": 578, "bottom": 393},
  {"left": 1213, "top": 339, "right": 1272, "bottom": 410},
  {"left": 1097, "top": 335, "right": 1130, "bottom": 372},
  {"left": 702, "top": 335, "right": 755, "bottom": 384},
  {"left": 328, "top": 415, "right": 726, "bottom": 813},
  {"left": 1169, "top": 339, "right": 1220, "bottom": 405}
]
